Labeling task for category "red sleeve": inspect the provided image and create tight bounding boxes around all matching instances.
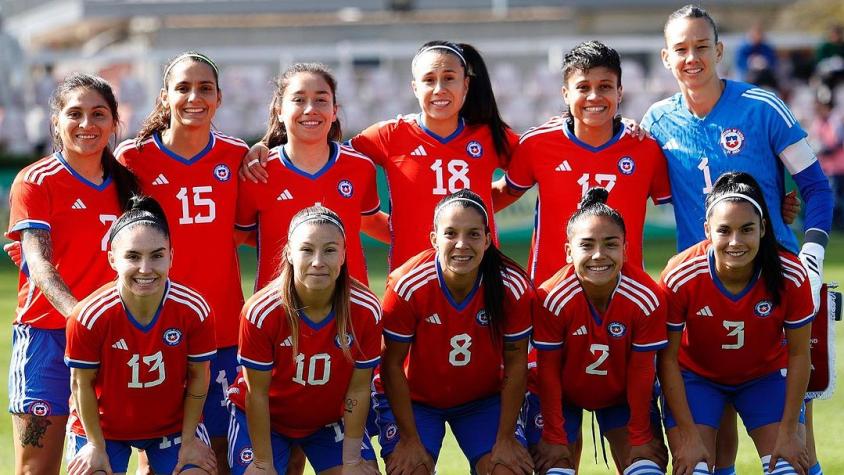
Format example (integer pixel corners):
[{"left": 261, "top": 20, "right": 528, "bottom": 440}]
[
  {"left": 532, "top": 287, "right": 565, "bottom": 351},
  {"left": 632, "top": 287, "right": 668, "bottom": 352},
  {"left": 7, "top": 176, "right": 51, "bottom": 241},
  {"left": 537, "top": 346, "right": 567, "bottom": 445},
  {"left": 381, "top": 283, "right": 417, "bottom": 343},
  {"left": 360, "top": 160, "right": 381, "bottom": 216},
  {"left": 502, "top": 273, "right": 534, "bottom": 341},
  {"left": 659, "top": 268, "right": 688, "bottom": 332},
  {"left": 625, "top": 350, "right": 656, "bottom": 446},
  {"left": 237, "top": 298, "right": 279, "bottom": 371},
  {"left": 350, "top": 289, "right": 384, "bottom": 368},
  {"left": 503, "top": 139, "right": 536, "bottom": 192},
  {"left": 65, "top": 307, "right": 104, "bottom": 369},
  {"left": 497, "top": 128, "right": 520, "bottom": 169},
  {"left": 187, "top": 308, "right": 217, "bottom": 362},
  {"left": 235, "top": 180, "right": 260, "bottom": 231},
  {"left": 350, "top": 122, "right": 390, "bottom": 167},
  {"left": 783, "top": 259, "right": 816, "bottom": 330},
  {"left": 648, "top": 147, "right": 673, "bottom": 205}
]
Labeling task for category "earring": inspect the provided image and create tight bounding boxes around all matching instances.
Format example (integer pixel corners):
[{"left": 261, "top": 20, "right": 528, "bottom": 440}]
[{"left": 566, "top": 255, "right": 573, "bottom": 263}]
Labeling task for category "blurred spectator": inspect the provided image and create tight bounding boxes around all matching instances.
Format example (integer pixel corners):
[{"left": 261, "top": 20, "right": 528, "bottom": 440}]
[
  {"left": 736, "top": 23, "right": 779, "bottom": 90},
  {"left": 809, "top": 86, "right": 844, "bottom": 230},
  {"left": 815, "top": 24, "right": 844, "bottom": 89}
]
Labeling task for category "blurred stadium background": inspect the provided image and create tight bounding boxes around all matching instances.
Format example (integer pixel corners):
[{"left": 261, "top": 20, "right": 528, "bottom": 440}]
[{"left": 0, "top": 0, "right": 842, "bottom": 473}]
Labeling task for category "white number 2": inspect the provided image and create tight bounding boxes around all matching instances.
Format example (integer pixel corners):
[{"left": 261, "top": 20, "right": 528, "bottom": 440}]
[
  {"left": 127, "top": 351, "right": 166, "bottom": 388},
  {"left": 448, "top": 333, "right": 472, "bottom": 367},
  {"left": 431, "top": 159, "right": 470, "bottom": 195},
  {"left": 722, "top": 321, "right": 745, "bottom": 350},
  {"left": 176, "top": 186, "right": 216, "bottom": 224},
  {"left": 585, "top": 344, "right": 610, "bottom": 375}
]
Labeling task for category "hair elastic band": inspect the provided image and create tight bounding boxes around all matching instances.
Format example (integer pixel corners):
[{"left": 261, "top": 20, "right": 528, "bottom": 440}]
[
  {"left": 705, "top": 192, "right": 764, "bottom": 218},
  {"left": 288, "top": 214, "right": 346, "bottom": 238},
  {"left": 108, "top": 216, "right": 160, "bottom": 245},
  {"left": 163, "top": 53, "right": 220, "bottom": 81},
  {"left": 412, "top": 45, "right": 467, "bottom": 67},
  {"left": 435, "top": 197, "right": 489, "bottom": 224}
]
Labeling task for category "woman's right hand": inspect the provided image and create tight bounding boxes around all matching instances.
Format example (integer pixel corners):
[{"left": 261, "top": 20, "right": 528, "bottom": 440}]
[
  {"left": 386, "top": 438, "right": 433, "bottom": 475},
  {"left": 670, "top": 430, "right": 712, "bottom": 475},
  {"left": 532, "top": 439, "right": 573, "bottom": 473},
  {"left": 239, "top": 143, "right": 271, "bottom": 183},
  {"left": 67, "top": 443, "right": 112, "bottom": 475},
  {"left": 244, "top": 459, "right": 278, "bottom": 475}
]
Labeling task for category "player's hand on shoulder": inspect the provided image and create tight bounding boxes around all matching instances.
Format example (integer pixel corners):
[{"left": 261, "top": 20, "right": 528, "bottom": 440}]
[
  {"left": 67, "top": 442, "right": 113, "bottom": 475},
  {"left": 621, "top": 117, "right": 651, "bottom": 141},
  {"left": 781, "top": 190, "right": 801, "bottom": 225},
  {"left": 386, "top": 438, "right": 434, "bottom": 475},
  {"left": 488, "top": 435, "right": 534, "bottom": 475},
  {"left": 239, "top": 142, "right": 271, "bottom": 183},
  {"left": 532, "top": 439, "right": 573, "bottom": 473},
  {"left": 3, "top": 241, "right": 22, "bottom": 268},
  {"left": 173, "top": 435, "right": 217, "bottom": 475}
]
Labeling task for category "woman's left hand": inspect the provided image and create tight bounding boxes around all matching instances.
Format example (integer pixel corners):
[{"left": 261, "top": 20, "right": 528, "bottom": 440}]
[
  {"left": 173, "top": 436, "right": 217, "bottom": 475},
  {"left": 767, "top": 429, "right": 809, "bottom": 475},
  {"left": 489, "top": 436, "right": 534, "bottom": 475},
  {"left": 627, "top": 437, "right": 669, "bottom": 471},
  {"left": 621, "top": 117, "right": 651, "bottom": 141},
  {"left": 342, "top": 459, "right": 381, "bottom": 475}
]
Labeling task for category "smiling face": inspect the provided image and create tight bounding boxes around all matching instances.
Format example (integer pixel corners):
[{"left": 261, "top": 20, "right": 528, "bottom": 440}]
[
  {"left": 430, "top": 204, "right": 491, "bottom": 283},
  {"left": 705, "top": 200, "right": 764, "bottom": 275},
  {"left": 277, "top": 71, "right": 338, "bottom": 145},
  {"left": 563, "top": 66, "right": 622, "bottom": 130},
  {"left": 411, "top": 50, "right": 469, "bottom": 128},
  {"left": 662, "top": 16, "right": 724, "bottom": 91},
  {"left": 566, "top": 215, "right": 625, "bottom": 291},
  {"left": 109, "top": 225, "right": 172, "bottom": 299},
  {"left": 53, "top": 87, "right": 116, "bottom": 162},
  {"left": 161, "top": 59, "right": 221, "bottom": 130},
  {"left": 287, "top": 222, "right": 346, "bottom": 295}
]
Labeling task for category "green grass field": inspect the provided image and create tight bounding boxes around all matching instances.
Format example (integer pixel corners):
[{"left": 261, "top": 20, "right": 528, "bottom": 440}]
[{"left": 1, "top": 236, "right": 842, "bottom": 474}]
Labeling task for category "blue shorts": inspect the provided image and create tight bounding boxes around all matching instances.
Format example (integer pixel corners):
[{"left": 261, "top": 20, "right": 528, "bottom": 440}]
[
  {"left": 227, "top": 406, "right": 376, "bottom": 474},
  {"left": 204, "top": 345, "right": 239, "bottom": 438},
  {"left": 376, "top": 394, "right": 527, "bottom": 467},
  {"left": 8, "top": 324, "right": 69, "bottom": 416},
  {"left": 663, "top": 370, "right": 805, "bottom": 432},
  {"left": 68, "top": 424, "right": 211, "bottom": 473},
  {"left": 522, "top": 392, "right": 543, "bottom": 446}
]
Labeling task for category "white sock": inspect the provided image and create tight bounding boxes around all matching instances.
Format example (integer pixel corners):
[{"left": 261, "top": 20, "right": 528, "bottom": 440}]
[
  {"left": 694, "top": 461, "right": 712, "bottom": 474},
  {"left": 623, "top": 459, "right": 664, "bottom": 474},
  {"left": 546, "top": 469, "right": 576, "bottom": 475},
  {"left": 761, "top": 454, "right": 798, "bottom": 474}
]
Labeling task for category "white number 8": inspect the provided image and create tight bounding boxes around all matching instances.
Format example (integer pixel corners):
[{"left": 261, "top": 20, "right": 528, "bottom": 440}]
[{"left": 448, "top": 333, "right": 472, "bottom": 367}]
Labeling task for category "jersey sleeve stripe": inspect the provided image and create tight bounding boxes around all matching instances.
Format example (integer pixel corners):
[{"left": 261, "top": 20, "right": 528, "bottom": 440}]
[
  {"left": 504, "top": 266, "right": 529, "bottom": 293},
  {"left": 745, "top": 88, "right": 797, "bottom": 123},
  {"left": 9, "top": 220, "right": 51, "bottom": 233},
  {"left": 668, "top": 265, "right": 709, "bottom": 292},
  {"left": 664, "top": 256, "right": 708, "bottom": 288},
  {"left": 504, "top": 174, "right": 533, "bottom": 191},
  {"left": 784, "top": 313, "right": 814, "bottom": 329},
  {"left": 394, "top": 261, "right": 436, "bottom": 297},
  {"left": 543, "top": 273, "right": 578, "bottom": 309},
  {"left": 383, "top": 329, "right": 414, "bottom": 342},
  {"left": 339, "top": 146, "right": 376, "bottom": 166},
  {"left": 782, "top": 273, "right": 802, "bottom": 288},
  {"left": 741, "top": 90, "right": 795, "bottom": 127},
  {"left": 518, "top": 118, "right": 564, "bottom": 143},
  {"left": 237, "top": 354, "right": 274, "bottom": 371},
  {"left": 620, "top": 276, "right": 659, "bottom": 311},
  {"left": 551, "top": 287, "right": 583, "bottom": 316},
  {"left": 654, "top": 195, "right": 673, "bottom": 204},
  {"left": 502, "top": 280, "right": 521, "bottom": 300},
  {"left": 403, "top": 274, "right": 438, "bottom": 301},
  {"left": 24, "top": 157, "right": 63, "bottom": 183},
  {"left": 632, "top": 340, "right": 668, "bottom": 351},
  {"left": 532, "top": 340, "right": 563, "bottom": 350},
  {"left": 246, "top": 291, "right": 280, "bottom": 328},
  {"left": 355, "top": 355, "right": 381, "bottom": 368},
  {"left": 362, "top": 203, "right": 381, "bottom": 215},
  {"left": 167, "top": 294, "right": 208, "bottom": 322},
  {"left": 780, "top": 256, "right": 808, "bottom": 280},
  {"left": 188, "top": 350, "right": 218, "bottom": 362},
  {"left": 504, "top": 326, "right": 532, "bottom": 342},
  {"left": 77, "top": 287, "right": 120, "bottom": 323},
  {"left": 351, "top": 286, "right": 382, "bottom": 314},
  {"left": 64, "top": 357, "right": 100, "bottom": 368},
  {"left": 351, "top": 296, "right": 382, "bottom": 324},
  {"left": 667, "top": 322, "right": 686, "bottom": 331},
  {"left": 616, "top": 287, "right": 651, "bottom": 316},
  {"left": 235, "top": 222, "right": 258, "bottom": 231},
  {"left": 170, "top": 283, "right": 212, "bottom": 315},
  {"left": 78, "top": 291, "right": 122, "bottom": 329}
]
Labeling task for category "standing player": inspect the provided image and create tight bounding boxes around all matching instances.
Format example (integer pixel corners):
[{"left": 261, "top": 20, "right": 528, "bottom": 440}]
[
  {"left": 533, "top": 188, "right": 668, "bottom": 475},
  {"left": 236, "top": 63, "right": 380, "bottom": 288},
  {"left": 65, "top": 196, "right": 217, "bottom": 475},
  {"left": 6, "top": 73, "right": 138, "bottom": 474},
  {"left": 500, "top": 40, "right": 672, "bottom": 285},
  {"left": 242, "top": 41, "right": 517, "bottom": 270},
  {"left": 379, "top": 190, "right": 533, "bottom": 475},
  {"left": 115, "top": 51, "right": 248, "bottom": 470},
  {"left": 227, "top": 206, "right": 382, "bottom": 474},
  {"left": 658, "top": 172, "right": 813, "bottom": 475},
  {"left": 641, "top": 6, "right": 833, "bottom": 474}
]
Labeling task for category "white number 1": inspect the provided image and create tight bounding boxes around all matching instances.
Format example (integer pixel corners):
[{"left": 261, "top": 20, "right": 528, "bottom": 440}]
[{"left": 698, "top": 157, "right": 713, "bottom": 194}]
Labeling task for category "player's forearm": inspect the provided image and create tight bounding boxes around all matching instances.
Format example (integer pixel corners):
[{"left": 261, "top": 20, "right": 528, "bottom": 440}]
[
  {"left": 343, "top": 368, "right": 373, "bottom": 440},
  {"left": 71, "top": 369, "right": 107, "bottom": 448},
  {"left": 782, "top": 328, "right": 812, "bottom": 432},
  {"left": 788, "top": 150, "right": 833, "bottom": 238},
  {"left": 537, "top": 349, "right": 567, "bottom": 444},
  {"left": 626, "top": 351, "right": 656, "bottom": 446},
  {"left": 361, "top": 212, "right": 391, "bottom": 244},
  {"left": 491, "top": 177, "right": 523, "bottom": 211},
  {"left": 497, "top": 340, "right": 527, "bottom": 441},
  {"left": 244, "top": 390, "right": 274, "bottom": 465},
  {"left": 181, "top": 361, "right": 210, "bottom": 441},
  {"left": 381, "top": 354, "right": 421, "bottom": 442},
  {"left": 21, "top": 229, "right": 77, "bottom": 316},
  {"left": 656, "top": 345, "right": 696, "bottom": 433}
]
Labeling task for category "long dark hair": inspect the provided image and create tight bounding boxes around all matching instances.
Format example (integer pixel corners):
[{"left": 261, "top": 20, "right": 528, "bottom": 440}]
[
  {"left": 135, "top": 52, "right": 220, "bottom": 146},
  {"left": 49, "top": 73, "right": 138, "bottom": 210},
  {"left": 413, "top": 41, "right": 512, "bottom": 165},
  {"left": 261, "top": 63, "right": 342, "bottom": 149},
  {"left": 664, "top": 4, "right": 719, "bottom": 43},
  {"left": 432, "top": 189, "right": 528, "bottom": 340},
  {"left": 108, "top": 195, "right": 170, "bottom": 246},
  {"left": 566, "top": 187, "right": 626, "bottom": 239},
  {"left": 705, "top": 172, "right": 784, "bottom": 305}
]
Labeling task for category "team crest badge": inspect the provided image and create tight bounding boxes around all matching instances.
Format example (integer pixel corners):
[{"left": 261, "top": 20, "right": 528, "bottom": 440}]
[
  {"left": 608, "top": 321, "right": 627, "bottom": 338},
  {"left": 466, "top": 141, "right": 483, "bottom": 158},
  {"left": 30, "top": 401, "right": 51, "bottom": 417},
  {"left": 534, "top": 413, "right": 544, "bottom": 429},
  {"left": 754, "top": 300, "right": 773, "bottom": 318},
  {"left": 335, "top": 333, "right": 354, "bottom": 349},
  {"left": 163, "top": 328, "right": 183, "bottom": 346},
  {"left": 239, "top": 448, "right": 254, "bottom": 465},
  {"left": 385, "top": 423, "right": 398, "bottom": 440},
  {"left": 213, "top": 164, "right": 231, "bottom": 182},
  {"left": 617, "top": 156, "right": 635, "bottom": 175},
  {"left": 337, "top": 179, "right": 354, "bottom": 198},
  {"left": 720, "top": 128, "right": 745, "bottom": 155},
  {"left": 475, "top": 309, "right": 489, "bottom": 326}
]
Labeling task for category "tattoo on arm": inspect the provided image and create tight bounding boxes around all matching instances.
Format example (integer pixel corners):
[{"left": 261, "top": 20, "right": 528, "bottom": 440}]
[
  {"left": 16, "top": 415, "right": 52, "bottom": 448},
  {"left": 186, "top": 392, "right": 207, "bottom": 400},
  {"left": 21, "top": 229, "right": 77, "bottom": 316},
  {"left": 345, "top": 398, "right": 358, "bottom": 414}
]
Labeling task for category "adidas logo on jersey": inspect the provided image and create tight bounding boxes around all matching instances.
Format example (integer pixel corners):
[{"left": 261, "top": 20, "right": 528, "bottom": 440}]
[
  {"left": 410, "top": 145, "right": 427, "bottom": 157},
  {"left": 571, "top": 325, "right": 587, "bottom": 336},
  {"left": 152, "top": 174, "right": 169, "bottom": 186},
  {"left": 111, "top": 339, "right": 128, "bottom": 351},
  {"left": 696, "top": 306, "right": 713, "bottom": 317},
  {"left": 425, "top": 313, "right": 442, "bottom": 324},
  {"left": 277, "top": 189, "right": 293, "bottom": 201},
  {"left": 71, "top": 199, "right": 86, "bottom": 210},
  {"left": 280, "top": 336, "right": 293, "bottom": 347},
  {"left": 555, "top": 161, "right": 572, "bottom": 172},
  {"left": 662, "top": 138, "right": 680, "bottom": 151}
]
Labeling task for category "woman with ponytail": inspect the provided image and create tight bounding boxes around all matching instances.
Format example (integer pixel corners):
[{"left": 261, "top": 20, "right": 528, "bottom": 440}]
[
  {"left": 226, "top": 206, "right": 382, "bottom": 475},
  {"left": 658, "top": 172, "right": 813, "bottom": 475},
  {"left": 66, "top": 196, "right": 216, "bottom": 475},
  {"left": 114, "top": 51, "right": 249, "bottom": 468},
  {"left": 379, "top": 189, "right": 533, "bottom": 474},
  {"left": 533, "top": 187, "right": 669, "bottom": 475},
  {"left": 6, "top": 73, "right": 138, "bottom": 473},
  {"left": 242, "top": 41, "right": 518, "bottom": 271}
]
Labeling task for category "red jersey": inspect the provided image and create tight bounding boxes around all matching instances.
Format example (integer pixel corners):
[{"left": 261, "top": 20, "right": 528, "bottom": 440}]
[
  {"left": 381, "top": 249, "right": 533, "bottom": 408},
  {"left": 65, "top": 281, "right": 216, "bottom": 440},
  {"left": 660, "top": 242, "right": 814, "bottom": 385},
  {"left": 505, "top": 117, "right": 672, "bottom": 283},
  {"left": 7, "top": 153, "right": 122, "bottom": 329},
  {"left": 116, "top": 131, "right": 247, "bottom": 348},
  {"left": 232, "top": 282, "right": 382, "bottom": 438},
  {"left": 350, "top": 115, "right": 517, "bottom": 269},
  {"left": 534, "top": 264, "right": 667, "bottom": 409},
  {"left": 235, "top": 142, "right": 380, "bottom": 288}
]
